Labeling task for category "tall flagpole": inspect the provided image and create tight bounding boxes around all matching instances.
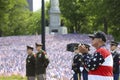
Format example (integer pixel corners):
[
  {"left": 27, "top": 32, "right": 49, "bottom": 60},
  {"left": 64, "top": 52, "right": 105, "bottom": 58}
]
[{"left": 41, "top": 0, "right": 45, "bottom": 50}]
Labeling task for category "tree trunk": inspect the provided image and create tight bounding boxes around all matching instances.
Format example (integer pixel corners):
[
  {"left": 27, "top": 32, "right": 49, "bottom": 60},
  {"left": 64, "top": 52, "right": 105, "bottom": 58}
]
[
  {"left": 75, "top": 25, "right": 77, "bottom": 33},
  {"left": 77, "top": 22, "right": 81, "bottom": 33},
  {"left": 78, "top": 25, "right": 81, "bottom": 33},
  {"left": 103, "top": 17, "right": 108, "bottom": 34},
  {"left": 0, "top": 28, "right": 2, "bottom": 37},
  {"left": 69, "top": 25, "right": 74, "bottom": 33}
]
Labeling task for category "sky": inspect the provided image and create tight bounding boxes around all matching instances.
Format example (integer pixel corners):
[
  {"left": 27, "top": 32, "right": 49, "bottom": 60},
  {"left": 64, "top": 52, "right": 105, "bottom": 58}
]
[{"left": 33, "top": 0, "right": 49, "bottom": 12}]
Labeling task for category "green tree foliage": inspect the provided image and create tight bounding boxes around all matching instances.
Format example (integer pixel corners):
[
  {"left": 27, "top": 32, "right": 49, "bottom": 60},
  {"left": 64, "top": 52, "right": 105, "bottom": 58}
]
[
  {"left": 60, "top": 0, "right": 88, "bottom": 33},
  {"left": 85, "top": 0, "right": 109, "bottom": 33},
  {"left": 59, "top": 0, "right": 120, "bottom": 40},
  {"left": 105, "top": 0, "right": 120, "bottom": 40},
  {"left": 85, "top": 0, "right": 120, "bottom": 40},
  {"left": 0, "top": 0, "right": 50, "bottom": 36},
  {"left": 0, "top": 0, "right": 10, "bottom": 36},
  {"left": 0, "top": 0, "right": 120, "bottom": 40},
  {"left": 0, "top": 0, "right": 30, "bottom": 36},
  {"left": 27, "top": 11, "right": 41, "bottom": 35}
]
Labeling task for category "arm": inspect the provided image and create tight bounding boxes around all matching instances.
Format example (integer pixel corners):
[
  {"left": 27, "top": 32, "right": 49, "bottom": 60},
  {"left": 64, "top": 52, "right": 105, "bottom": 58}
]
[
  {"left": 31, "top": 55, "right": 35, "bottom": 65},
  {"left": 83, "top": 52, "right": 105, "bottom": 71},
  {"left": 114, "top": 53, "right": 120, "bottom": 64},
  {"left": 113, "top": 53, "right": 120, "bottom": 69},
  {"left": 72, "top": 54, "right": 83, "bottom": 73},
  {"left": 43, "top": 51, "right": 50, "bottom": 68}
]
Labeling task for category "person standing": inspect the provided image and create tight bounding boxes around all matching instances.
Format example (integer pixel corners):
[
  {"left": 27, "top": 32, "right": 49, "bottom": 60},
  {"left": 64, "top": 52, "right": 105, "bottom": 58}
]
[
  {"left": 72, "top": 43, "right": 90, "bottom": 80},
  {"left": 79, "top": 32, "right": 113, "bottom": 80},
  {"left": 72, "top": 47, "right": 83, "bottom": 80},
  {"left": 26, "top": 45, "right": 35, "bottom": 80},
  {"left": 110, "top": 41, "right": 120, "bottom": 80},
  {"left": 35, "top": 43, "right": 49, "bottom": 80}
]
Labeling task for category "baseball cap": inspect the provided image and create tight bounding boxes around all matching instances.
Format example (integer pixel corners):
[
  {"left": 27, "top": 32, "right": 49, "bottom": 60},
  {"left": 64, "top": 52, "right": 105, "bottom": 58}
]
[{"left": 89, "top": 32, "right": 106, "bottom": 42}]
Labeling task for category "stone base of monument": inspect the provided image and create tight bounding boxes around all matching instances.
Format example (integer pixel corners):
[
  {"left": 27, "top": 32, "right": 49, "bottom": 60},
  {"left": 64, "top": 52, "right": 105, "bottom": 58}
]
[
  {"left": 59, "top": 26, "right": 68, "bottom": 34},
  {"left": 45, "top": 26, "right": 68, "bottom": 34},
  {"left": 45, "top": 26, "right": 50, "bottom": 34}
]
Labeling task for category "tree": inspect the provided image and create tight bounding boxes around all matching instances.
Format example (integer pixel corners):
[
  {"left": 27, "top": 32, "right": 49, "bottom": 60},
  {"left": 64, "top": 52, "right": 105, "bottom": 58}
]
[
  {"left": 0, "top": 0, "right": 51, "bottom": 36},
  {"left": 105, "top": 0, "right": 120, "bottom": 40},
  {"left": 0, "top": 0, "right": 11, "bottom": 36},
  {"left": 84, "top": 0, "right": 110, "bottom": 34},
  {"left": 86, "top": 0, "right": 120, "bottom": 40},
  {"left": 26, "top": 11, "right": 41, "bottom": 35},
  {"left": 26, "top": 1, "right": 50, "bottom": 35},
  {"left": 0, "top": 0, "right": 30, "bottom": 36},
  {"left": 59, "top": 0, "right": 88, "bottom": 33}
]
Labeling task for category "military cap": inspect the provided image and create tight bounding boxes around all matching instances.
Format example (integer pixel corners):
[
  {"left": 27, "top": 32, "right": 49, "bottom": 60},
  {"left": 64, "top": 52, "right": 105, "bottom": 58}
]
[
  {"left": 78, "top": 43, "right": 90, "bottom": 51},
  {"left": 111, "top": 41, "right": 119, "bottom": 46},
  {"left": 35, "top": 43, "right": 43, "bottom": 46},
  {"left": 27, "top": 45, "right": 34, "bottom": 50}
]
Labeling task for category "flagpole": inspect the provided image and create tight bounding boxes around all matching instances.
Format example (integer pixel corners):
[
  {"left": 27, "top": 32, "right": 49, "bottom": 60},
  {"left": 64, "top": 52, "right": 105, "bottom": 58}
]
[{"left": 41, "top": 0, "right": 45, "bottom": 50}]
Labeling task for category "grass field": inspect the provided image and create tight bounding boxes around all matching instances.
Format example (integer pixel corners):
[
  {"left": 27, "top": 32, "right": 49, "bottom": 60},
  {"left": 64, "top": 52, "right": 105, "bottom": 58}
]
[
  {"left": 0, "top": 76, "right": 26, "bottom": 80},
  {"left": 1, "top": 76, "right": 120, "bottom": 80}
]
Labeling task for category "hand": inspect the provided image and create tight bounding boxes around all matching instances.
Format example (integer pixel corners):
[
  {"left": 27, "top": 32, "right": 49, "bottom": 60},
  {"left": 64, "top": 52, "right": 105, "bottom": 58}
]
[
  {"left": 79, "top": 45, "right": 88, "bottom": 54},
  {"left": 72, "top": 63, "right": 77, "bottom": 66}
]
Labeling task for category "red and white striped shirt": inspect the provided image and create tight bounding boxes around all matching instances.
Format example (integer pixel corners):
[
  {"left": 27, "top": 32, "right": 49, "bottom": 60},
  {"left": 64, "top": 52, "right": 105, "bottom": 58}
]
[{"left": 83, "top": 47, "right": 113, "bottom": 80}]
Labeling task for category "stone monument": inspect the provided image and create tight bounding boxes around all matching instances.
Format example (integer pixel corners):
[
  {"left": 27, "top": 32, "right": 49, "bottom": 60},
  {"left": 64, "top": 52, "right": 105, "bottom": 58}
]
[{"left": 46, "top": 0, "right": 67, "bottom": 34}]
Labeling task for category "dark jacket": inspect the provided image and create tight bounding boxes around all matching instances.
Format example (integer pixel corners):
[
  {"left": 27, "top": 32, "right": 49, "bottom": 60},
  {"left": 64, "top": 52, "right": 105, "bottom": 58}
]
[
  {"left": 26, "top": 54, "right": 35, "bottom": 76},
  {"left": 72, "top": 53, "right": 83, "bottom": 74},
  {"left": 35, "top": 50, "right": 49, "bottom": 74},
  {"left": 112, "top": 51, "right": 120, "bottom": 74}
]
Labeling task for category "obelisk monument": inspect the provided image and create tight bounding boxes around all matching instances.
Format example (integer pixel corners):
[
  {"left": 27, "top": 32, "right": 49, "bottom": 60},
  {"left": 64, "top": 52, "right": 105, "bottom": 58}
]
[{"left": 46, "top": 0, "right": 67, "bottom": 34}]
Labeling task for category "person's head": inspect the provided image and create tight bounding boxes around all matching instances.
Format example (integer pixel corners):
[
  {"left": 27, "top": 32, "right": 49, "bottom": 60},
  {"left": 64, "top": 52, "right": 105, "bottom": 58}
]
[
  {"left": 84, "top": 44, "right": 90, "bottom": 51},
  {"left": 78, "top": 43, "right": 90, "bottom": 53},
  {"left": 27, "top": 46, "right": 33, "bottom": 55},
  {"left": 110, "top": 41, "right": 118, "bottom": 51},
  {"left": 35, "top": 43, "right": 42, "bottom": 51},
  {"left": 89, "top": 32, "right": 106, "bottom": 49}
]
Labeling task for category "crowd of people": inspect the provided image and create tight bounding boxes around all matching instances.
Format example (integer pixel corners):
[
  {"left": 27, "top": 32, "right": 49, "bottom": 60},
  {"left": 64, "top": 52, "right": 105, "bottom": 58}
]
[{"left": 0, "top": 34, "right": 119, "bottom": 80}]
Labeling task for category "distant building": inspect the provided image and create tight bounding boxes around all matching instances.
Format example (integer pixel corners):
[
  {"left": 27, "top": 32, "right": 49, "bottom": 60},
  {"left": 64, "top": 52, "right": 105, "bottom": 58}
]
[{"left": 27, "top": 0, "right": 33, "bottom": 11}]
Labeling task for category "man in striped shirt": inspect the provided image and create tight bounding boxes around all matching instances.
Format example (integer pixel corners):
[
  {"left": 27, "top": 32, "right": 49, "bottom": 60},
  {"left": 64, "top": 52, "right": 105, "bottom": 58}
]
[{"left": 79, "top": 32, "right": 113, "bottom": 80}]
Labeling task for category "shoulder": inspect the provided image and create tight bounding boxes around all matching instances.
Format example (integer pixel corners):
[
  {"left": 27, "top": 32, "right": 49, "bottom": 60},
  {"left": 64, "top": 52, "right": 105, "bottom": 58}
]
[
  {"left": 96, "top": 47, "right": 111, "bottom": 58},
  {"left": 116, "top": 51, "right": 120, "bottom": 54},
  {"left": 97, "top": 47, "right": 109, "bottom": 53},
  {"left": 73, "top": 54, "right": 78, "bottom": 59},
  {"left": 74, "top": 54, "right": 82, "bottom": 59},
  {"left": 115, "top": 52, "right": 120, "bottom": 57},
  {"left": 78, "top": 54, "right": 83, "bottom": 58},
  {"left": 30, "top": 54, "right": 35, "bottom": 58}
]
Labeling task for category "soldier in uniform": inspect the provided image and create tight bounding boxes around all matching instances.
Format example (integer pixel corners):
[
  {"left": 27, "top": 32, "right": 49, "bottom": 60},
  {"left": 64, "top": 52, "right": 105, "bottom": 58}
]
[
  {"left": 26, "top": 45, "right": 35, "bottom": 80},
  {"left": 35, "top": 43, "right": 49, "bottom": 80},
  {"left": 72, "top": 43, "right": 90, "bottom": 80},
  {"left": 110, "top": 41, "right": 120, "bottom": 80},
  {"left": 72, "top": 46, "right": 82, "bottom": 80}
]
